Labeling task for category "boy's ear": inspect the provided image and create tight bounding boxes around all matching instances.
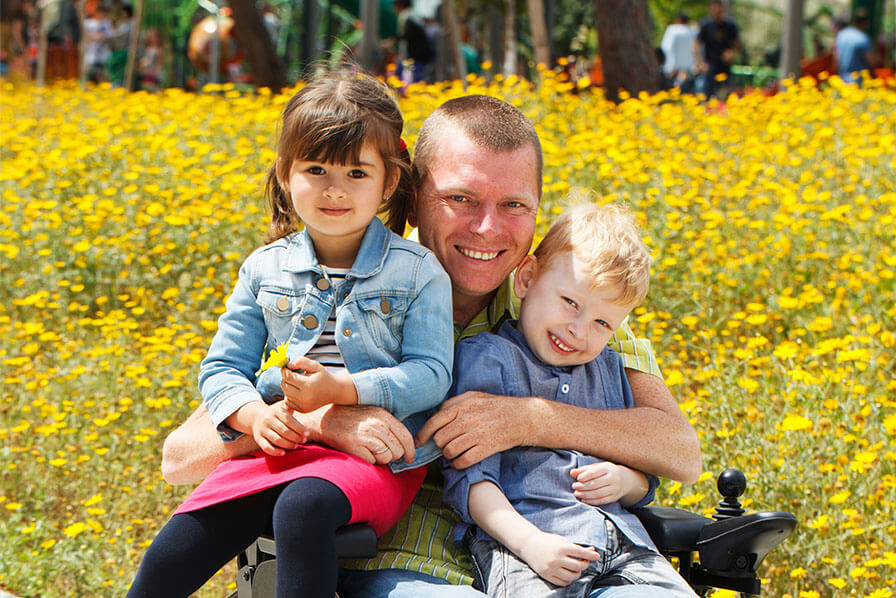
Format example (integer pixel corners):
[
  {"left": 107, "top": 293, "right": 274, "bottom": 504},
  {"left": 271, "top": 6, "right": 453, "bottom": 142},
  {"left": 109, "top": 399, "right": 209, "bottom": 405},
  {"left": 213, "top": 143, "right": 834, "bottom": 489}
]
[{"left": 512, "top": 254, "right": 538, "bottom": 299}]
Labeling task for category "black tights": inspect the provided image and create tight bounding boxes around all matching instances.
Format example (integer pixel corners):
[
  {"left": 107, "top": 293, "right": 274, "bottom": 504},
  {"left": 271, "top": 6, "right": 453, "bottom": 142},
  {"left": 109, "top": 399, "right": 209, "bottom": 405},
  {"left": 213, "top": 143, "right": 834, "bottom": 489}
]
[{"left": 127, "top": 477, "right": 351, "bottom": 598}]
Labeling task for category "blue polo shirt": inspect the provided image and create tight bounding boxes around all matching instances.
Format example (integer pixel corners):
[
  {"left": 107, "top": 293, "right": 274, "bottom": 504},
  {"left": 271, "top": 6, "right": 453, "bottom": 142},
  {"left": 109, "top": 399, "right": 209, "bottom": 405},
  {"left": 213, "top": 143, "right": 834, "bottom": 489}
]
[{"left": 441, "top": 320, "right": 659, "bottom": 554}]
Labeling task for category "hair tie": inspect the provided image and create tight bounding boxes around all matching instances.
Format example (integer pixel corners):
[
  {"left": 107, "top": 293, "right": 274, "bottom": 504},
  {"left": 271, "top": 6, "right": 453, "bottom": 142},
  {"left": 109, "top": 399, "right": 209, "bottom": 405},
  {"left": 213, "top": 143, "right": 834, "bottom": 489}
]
[{"left": 399, "top": 138, "right": 407, "bottom": 153}]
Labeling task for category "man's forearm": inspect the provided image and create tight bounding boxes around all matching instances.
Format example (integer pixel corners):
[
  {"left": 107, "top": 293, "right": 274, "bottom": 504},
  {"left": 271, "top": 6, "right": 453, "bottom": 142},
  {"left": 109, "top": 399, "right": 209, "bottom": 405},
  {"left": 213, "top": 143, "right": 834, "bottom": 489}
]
[
  {"left": 526, "top": 370, "right": 701, "bottom": 483},
  {"left": 161, "top": 405, "right": 259, "bottom": 485}
]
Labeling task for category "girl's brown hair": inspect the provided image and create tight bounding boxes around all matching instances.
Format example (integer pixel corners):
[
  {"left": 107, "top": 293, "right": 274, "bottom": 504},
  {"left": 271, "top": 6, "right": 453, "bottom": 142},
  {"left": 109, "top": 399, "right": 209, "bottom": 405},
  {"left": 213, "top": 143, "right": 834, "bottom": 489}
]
[{"left": 264, "top": 70, "right": 411, "bottom": 242}]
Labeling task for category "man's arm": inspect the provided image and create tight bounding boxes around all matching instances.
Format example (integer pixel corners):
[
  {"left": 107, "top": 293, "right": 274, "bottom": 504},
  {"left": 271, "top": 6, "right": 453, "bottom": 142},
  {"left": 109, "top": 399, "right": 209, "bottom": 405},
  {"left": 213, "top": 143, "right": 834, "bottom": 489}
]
[
  {"left": 417, "top": 370, "right": 701, "bottom": 483},
  {"left": 161, "top": 404, "right": 259, "bottom": 485},
  {"left": 161, "top": 402, "right": 416, "bottom": 485}
]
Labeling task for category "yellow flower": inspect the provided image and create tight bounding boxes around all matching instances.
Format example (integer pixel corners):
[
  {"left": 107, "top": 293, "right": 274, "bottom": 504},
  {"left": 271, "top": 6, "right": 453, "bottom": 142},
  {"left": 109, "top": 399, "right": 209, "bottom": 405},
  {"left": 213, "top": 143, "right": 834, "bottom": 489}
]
[
  {"left": 780, "top": 415, "right": 813, "bottom": 431},
  {"left": 259, "top": 342, "right": 290, "bottom": 373}
]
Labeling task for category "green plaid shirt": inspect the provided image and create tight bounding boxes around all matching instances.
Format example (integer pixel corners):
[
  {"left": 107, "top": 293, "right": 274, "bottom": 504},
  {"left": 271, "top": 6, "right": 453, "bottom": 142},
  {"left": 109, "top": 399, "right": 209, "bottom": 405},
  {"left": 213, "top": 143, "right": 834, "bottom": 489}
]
[{"left": 340, "top": 278, "right": 661, "bottom": 584}]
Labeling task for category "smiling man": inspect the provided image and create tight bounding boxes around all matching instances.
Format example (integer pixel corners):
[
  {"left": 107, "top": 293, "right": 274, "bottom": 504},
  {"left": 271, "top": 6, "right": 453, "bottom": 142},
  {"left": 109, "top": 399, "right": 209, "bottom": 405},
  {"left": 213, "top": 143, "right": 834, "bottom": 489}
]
[{"left": 161, "top": 94, "right": 701, "bottom": 597}]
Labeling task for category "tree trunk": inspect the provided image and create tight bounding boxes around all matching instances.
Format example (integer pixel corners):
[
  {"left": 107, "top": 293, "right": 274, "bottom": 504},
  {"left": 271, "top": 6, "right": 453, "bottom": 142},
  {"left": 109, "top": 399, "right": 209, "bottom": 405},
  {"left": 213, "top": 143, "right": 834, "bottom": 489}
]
[
  {"left": 124, "top": 0, "right": 144, "bottom": 90},
  {"left": 442, "top": 0, "right": 467, "bottom": 83},
  {"left": 229, "top": 0, "right": 287, "bottom": 90},
  {"left": 592, "top": 0, "right": 659, "bottom": 103},
  {"left": 779, "top": 0, "right": 804, "bottom": 79},
  {"left": 527, "top": 0, "right": 549, "bottom": 67},
  {"left": 502, "top": 0, "right": 516, "bottom": 75}
]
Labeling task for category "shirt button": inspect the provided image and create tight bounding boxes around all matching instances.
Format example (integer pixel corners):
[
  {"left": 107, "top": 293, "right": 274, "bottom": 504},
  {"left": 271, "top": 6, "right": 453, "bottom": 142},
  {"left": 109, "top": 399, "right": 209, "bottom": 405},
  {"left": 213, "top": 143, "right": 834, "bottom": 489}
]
[
  {"left": 316, "top": 278, "right": 330, "bottom": 291},
  {"left": 343, "top": 328, "right": 352, "bottom": 337},
  {"left": 560, "top": 383, "right": 570, "bottom": 394},
  {"left": 302, "top": 315, "right": 318, "bottom": 329},
  {"left": 276, "top": 297, "right": 290, "bottom": 311}
]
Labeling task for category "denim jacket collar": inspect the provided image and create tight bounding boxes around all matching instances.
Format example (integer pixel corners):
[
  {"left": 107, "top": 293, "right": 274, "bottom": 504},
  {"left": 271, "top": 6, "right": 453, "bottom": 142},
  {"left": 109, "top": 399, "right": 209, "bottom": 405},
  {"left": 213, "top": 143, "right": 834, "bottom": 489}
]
[{"left": 282, "top": 218, "right": 390, "bottom": 279}]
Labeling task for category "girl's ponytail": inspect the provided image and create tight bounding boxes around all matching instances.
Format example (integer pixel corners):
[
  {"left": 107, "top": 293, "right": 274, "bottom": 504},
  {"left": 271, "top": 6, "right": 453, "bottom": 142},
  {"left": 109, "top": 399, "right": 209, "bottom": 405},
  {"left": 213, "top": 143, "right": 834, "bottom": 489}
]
[
  {"left": 383, "top": 140, "right": 413, "bottom": 236},
  {"left": 264, "top": 164, "right": 296, "bottom": 244}
]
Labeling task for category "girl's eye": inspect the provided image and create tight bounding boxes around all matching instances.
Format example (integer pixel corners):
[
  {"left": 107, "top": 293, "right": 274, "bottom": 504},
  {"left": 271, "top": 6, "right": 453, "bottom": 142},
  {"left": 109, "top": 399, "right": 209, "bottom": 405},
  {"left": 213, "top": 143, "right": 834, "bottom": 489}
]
[
  {"left": 562, "top": 296, "right": 578, "bottom": 309},
  {"left": 307, "top": 166, "right": 325, "bottom": 175},
  {"left": 595, "top": 319, "right": 611, "bottom": 330},
  {"left": 348, "top": 169, "right": 367, "bottom": 179}
]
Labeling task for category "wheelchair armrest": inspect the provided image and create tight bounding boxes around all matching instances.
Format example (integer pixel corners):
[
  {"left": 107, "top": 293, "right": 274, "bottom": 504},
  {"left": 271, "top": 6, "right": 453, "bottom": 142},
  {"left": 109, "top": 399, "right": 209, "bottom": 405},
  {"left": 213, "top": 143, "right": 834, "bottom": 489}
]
[
  {"left": 697, "top": 511, "right": 796, "bottom": 576},
  {"left": 253, "top": 523, "right": 378, "bottom": 560},
  {"left": 632, "top": 506, "right": 712, "bottom": 554},
  {"left": 334, "top": 523, "right": 379, "bottom": 558}
]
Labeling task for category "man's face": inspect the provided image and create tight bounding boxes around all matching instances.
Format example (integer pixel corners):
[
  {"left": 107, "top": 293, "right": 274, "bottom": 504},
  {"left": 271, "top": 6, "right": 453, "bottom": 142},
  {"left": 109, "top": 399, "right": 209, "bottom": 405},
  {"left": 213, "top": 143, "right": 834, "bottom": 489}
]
[
  {"left": 709, "top": 2, "right": 725, "bottom": 21},
  {"left": 410, "top": 127, "right": 540, "bottom": 323}
]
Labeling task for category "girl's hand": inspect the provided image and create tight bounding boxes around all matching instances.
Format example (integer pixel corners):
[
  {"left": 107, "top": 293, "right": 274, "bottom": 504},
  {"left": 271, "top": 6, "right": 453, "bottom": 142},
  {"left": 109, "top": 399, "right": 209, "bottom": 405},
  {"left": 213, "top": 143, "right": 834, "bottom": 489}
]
[
  {"left": 233, "top": 401, "right": 309, "bottom": 456},
  {"left": 571, "top": 462, "right": 648, "bottom": 507},
  {"left": 518, "top": 530, "right": 601, "bottom": 586},
  {"left": 280, "top": 356, "right": 358, "bottom": 413}
]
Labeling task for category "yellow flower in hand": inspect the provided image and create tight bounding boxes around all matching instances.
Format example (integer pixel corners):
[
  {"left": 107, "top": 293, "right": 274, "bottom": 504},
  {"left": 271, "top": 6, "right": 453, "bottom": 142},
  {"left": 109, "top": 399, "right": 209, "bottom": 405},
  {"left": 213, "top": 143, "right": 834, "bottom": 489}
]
[{"left": 259, "top": 343, "right": 290, "bottom": 373}]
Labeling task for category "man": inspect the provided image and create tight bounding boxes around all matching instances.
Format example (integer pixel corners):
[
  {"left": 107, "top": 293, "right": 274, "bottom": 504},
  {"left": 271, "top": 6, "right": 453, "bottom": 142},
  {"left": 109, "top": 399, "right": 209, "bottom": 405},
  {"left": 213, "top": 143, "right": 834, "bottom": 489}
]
[
  {"left": 162, "top": 95, "right": 701, "bottom": 596},
  {"left": 661, "top": 12, "right": 697, "bottom": 93},
  {"left": 834, "top": 8, "right": 877, "bottom": 85},
  {"left": 694, "top": 0, "right": 740, "bottom": 99}
]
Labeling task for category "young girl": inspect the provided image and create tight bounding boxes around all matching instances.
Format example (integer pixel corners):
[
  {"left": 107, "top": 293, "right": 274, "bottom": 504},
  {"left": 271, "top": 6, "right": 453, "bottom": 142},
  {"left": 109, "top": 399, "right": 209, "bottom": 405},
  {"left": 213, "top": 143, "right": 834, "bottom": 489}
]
[{"left": 127, "top": 71, "right": 454, "bottom": 598}]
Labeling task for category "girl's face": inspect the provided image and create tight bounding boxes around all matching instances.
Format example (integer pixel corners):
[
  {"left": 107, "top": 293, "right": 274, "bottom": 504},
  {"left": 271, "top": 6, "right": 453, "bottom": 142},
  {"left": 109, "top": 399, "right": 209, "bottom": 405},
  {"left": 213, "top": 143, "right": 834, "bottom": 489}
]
[{"left": 282, "top": 142, "right": 398, "bottom": 267}]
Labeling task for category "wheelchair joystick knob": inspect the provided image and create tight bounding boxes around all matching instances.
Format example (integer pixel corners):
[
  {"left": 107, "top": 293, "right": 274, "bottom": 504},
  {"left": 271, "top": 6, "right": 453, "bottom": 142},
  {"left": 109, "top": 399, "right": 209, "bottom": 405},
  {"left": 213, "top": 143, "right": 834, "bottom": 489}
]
[{"left": 713, "top": 468, "right": 747, "bottom": 520}]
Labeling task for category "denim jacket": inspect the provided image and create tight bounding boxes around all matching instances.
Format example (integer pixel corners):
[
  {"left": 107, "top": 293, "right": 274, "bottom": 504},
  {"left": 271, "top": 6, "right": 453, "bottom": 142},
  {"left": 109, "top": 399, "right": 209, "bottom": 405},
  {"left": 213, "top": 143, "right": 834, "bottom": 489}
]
[
  {"left": 199, "top": 218, "right": 454, "bottom": 472},
  {"left": 442, "top": 321, "right": 659, "bottom": 552}
]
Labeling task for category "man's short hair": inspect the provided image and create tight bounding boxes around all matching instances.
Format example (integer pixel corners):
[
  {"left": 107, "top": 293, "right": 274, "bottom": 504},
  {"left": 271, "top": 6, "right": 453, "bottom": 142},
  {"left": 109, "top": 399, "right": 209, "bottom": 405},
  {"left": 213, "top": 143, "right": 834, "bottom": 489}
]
[
  {"left": 533, "top": 202, "right": 651, "bottom": 306},
  {"left": 413, "top": 95, "right": 543, "bottom": 196}
]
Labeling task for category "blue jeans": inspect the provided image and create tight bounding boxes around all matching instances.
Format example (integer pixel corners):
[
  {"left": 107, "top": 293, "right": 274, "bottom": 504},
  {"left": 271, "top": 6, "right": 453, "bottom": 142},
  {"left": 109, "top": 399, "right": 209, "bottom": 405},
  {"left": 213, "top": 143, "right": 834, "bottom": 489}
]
[
  {"left": 468, "top": 523, "right": 697, "bottom": 598},
  {"left": 337, "top": 568, "right": 486, "bottom": 598}
]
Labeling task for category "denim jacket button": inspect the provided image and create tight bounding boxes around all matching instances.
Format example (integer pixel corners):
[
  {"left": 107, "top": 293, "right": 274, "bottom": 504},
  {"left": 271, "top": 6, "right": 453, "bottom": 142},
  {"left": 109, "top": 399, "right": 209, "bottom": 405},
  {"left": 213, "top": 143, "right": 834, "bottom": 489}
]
[
  {"left": 343, "top": 328, "right": 352, "bottom": 337},
  {"left": 276, "top": 297, "right": 290, "bottom": 311},
  {"left": 302, "top": 315, "right": 318, "bottom": 329},
  {"left": 380, "top": 298, "right": 390, "bottom": 314},
  {"left": 316, "top": 278, "right": 330, "bottom": 291}
]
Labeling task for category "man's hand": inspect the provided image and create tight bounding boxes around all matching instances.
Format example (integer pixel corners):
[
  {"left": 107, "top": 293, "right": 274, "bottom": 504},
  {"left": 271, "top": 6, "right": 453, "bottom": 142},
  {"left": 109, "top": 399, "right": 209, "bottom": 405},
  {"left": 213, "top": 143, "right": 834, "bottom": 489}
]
[
  {"left": 314, "top": 404, "right": 416, "bottom": 465},
  {"left": 231, "top": 401, "right": 308, "bottom": 457},
  {"left": 281, "top": 356, "right": 358, "bottom": 412},
  {"left": 571, "top": 462, "right": 648, "bottom": 507},
  {"left": 415, "top": 392, "right": 531, "bottom": 469},
  {"left": 518, "top": 531, "right": 601, "bottom": 587}
]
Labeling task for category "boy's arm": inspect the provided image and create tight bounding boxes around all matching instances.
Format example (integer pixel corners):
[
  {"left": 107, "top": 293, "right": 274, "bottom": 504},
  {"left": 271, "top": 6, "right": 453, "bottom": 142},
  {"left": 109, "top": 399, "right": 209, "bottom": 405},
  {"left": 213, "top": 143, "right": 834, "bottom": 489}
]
[{"left": 468, "top": 481, "right": 601, "bottom": 587}]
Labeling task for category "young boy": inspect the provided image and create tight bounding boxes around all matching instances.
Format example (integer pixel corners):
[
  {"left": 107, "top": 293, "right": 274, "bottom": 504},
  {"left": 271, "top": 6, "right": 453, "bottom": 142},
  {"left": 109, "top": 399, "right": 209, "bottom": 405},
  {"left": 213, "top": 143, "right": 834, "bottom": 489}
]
[{"left": 442, "top": 203, "right": 697, "bottom": 597}]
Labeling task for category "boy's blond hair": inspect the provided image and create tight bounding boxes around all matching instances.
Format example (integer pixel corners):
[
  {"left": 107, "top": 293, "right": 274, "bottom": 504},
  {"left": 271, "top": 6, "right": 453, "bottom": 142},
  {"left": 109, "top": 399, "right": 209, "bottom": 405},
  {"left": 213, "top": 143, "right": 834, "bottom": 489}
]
[{"left": 533, "top": 202, "right": 652, "bottom": 306}]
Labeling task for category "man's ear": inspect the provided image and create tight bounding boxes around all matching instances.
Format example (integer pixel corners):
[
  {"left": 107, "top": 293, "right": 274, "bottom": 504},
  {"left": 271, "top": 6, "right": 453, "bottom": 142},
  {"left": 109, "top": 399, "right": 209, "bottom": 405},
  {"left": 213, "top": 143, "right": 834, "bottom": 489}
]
[{"left": 512, "top": 254, "right": 538, "bottom": 299}]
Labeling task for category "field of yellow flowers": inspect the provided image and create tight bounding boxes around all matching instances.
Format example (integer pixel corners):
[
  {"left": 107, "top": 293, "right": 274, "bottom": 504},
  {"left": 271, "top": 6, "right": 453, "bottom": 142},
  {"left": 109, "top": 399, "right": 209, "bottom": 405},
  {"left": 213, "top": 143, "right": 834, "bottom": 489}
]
[{"left": 1, "top": 72, "right": 894, "bottom": 597}]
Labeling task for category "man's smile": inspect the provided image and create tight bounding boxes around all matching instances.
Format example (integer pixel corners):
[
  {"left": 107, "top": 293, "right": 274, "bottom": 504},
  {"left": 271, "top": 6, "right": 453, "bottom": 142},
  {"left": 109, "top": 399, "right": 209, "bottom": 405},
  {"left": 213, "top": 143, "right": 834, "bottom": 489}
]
[{"left": 456, "top": 246, "right": 502, "bottom": 261}]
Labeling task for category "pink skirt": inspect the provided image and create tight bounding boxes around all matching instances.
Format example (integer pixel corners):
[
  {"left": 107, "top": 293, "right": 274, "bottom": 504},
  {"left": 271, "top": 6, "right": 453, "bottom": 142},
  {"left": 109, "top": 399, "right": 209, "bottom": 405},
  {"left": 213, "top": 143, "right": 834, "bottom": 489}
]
[{"left": 174, "top": 444, "right": 426, "bottom": 536}]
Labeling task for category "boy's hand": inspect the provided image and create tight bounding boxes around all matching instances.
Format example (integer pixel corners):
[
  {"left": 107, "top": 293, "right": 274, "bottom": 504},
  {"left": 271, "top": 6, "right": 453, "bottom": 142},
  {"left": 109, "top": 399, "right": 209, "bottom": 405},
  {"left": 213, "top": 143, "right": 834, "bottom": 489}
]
[
  {"left": 518, "top": 530, "right": 601, "bottom": 586},
  {"left": 281, "top": 356, "right": 358, "bottom": 413},
  {"left": 571, "top": 462, "right": 639, "bottom": 506},
  {"left": 238, "top": 401, "right": 309, "bottom": 457}
]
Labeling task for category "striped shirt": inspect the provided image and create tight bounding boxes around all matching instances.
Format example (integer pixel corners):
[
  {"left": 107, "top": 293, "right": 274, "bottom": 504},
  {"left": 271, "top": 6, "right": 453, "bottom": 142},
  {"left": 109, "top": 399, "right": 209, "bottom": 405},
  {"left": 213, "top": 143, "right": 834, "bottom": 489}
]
[
  {"left": 307, "top": 267, "right": 350, "bottom": 370},
  {"left": 340, "top": 277, "right": 662, "bottom": 583}
]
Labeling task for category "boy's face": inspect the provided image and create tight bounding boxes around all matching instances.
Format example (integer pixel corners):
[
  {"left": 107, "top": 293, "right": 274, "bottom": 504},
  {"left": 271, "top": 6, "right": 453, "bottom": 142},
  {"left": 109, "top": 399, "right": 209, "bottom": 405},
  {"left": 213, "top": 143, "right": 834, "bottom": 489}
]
[{"left": 513, "top": 252, "right": 636, "bottom": 367}]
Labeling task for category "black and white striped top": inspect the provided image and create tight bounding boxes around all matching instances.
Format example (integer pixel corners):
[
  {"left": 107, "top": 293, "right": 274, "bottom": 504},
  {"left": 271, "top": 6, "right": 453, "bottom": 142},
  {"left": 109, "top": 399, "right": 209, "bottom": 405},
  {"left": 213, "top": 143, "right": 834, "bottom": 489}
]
[{"left": 306, "top": 267, "right": 349, "bottom": 371}]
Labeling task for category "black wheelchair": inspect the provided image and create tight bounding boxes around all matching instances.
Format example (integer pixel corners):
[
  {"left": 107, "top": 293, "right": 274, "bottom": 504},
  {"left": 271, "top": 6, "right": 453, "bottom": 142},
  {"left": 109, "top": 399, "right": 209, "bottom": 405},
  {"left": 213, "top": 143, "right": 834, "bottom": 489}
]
[{"left": 229, "top": 469, "right": 796, "bottom": 598}]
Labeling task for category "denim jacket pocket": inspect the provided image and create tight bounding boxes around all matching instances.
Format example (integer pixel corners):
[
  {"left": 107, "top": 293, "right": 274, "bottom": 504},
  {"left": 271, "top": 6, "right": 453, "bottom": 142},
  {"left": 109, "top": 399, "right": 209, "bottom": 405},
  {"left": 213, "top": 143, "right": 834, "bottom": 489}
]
[
  {"left": 256, "top": 287, "right": 303, "bottom": 347},
  {"left": 354, "top": 293, "right": 409, "bottom": 353}
]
